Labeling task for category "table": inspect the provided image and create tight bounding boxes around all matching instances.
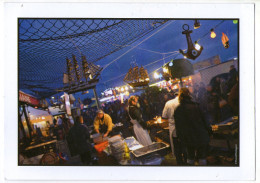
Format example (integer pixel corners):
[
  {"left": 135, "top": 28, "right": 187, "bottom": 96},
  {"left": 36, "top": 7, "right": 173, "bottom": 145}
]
[{"left": 24, "top": 140, "right": 57, "bottom": 158}]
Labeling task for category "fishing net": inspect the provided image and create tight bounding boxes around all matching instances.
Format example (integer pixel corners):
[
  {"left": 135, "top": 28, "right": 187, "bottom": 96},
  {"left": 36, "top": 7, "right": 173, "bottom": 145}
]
[{"left": 19, "top": 19, "right": 168, "bottom": 98}]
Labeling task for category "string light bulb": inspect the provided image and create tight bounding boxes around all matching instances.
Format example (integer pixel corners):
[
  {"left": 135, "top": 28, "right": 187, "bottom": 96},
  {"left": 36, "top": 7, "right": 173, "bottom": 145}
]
[
  {"left": 194, "top": 41, "right": 201, "bottom": 51},
  {"left": 154, "top": 72, "right": 159, "bottom": 79},
  {"left": 163, "top": 67, "right": 168, "bottom": 73},
  {"left": 210, "top": 29, "right": 216, "bottom": 38},
  {"left": 194, "top": 20, "right": 201, "bottom": 29}
]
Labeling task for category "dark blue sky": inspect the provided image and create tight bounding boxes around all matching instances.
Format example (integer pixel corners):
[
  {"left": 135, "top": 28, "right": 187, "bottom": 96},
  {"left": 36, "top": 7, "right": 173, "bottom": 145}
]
[{"left": 94, "top": 19, "right": 238, "bottom": 94}]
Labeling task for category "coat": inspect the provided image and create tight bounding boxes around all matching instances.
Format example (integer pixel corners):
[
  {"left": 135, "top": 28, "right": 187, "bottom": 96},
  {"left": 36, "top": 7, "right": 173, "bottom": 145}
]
[
  {"left": 67, "top": 123, "right": 92, "bottom": 156},
  {"left": 174, "top": 99, "right": 211, "bottom": 146}
]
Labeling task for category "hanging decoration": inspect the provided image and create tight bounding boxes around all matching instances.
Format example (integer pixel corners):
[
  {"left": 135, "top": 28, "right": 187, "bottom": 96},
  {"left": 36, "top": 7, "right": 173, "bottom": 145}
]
[
  {"left": 63, "top": 54, "right": 103, "bottom": 94},
  {"left": 210, "top": 29, "right": 216, "bottom": 38},
  {"left": 179, "top": 24, "right": 203, "bottom": 60},
  {"left": 194, "top": 20, "right": 201, "bottom": 29},
  {"left": 124, "top": 64, "right": 150, "bottom": 87},
  {"left": 221, "top": 32, "right": 229, "bottom": 48}
]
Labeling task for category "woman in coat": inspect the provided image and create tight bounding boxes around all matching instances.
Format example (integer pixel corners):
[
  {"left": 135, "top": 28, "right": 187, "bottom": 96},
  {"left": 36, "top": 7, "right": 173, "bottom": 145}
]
[{"left": 174, "top": 88, "right": 211, "bottom": 165}]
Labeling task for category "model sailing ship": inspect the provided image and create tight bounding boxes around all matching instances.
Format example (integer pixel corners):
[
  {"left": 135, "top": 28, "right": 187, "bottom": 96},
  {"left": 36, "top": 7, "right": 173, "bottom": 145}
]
[
  {"left": 124, "top": 65, "right": 150, "bottom": 87},
  {"left": 63, "top": 54, "right": 103, "bottom": 93}
]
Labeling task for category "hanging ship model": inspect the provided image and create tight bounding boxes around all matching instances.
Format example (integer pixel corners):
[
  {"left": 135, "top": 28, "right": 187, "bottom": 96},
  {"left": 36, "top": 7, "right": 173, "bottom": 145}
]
[
  {"left": 124, "top": 65, "right": 150, "bottom": 87},
  {"left": 62, "top": 54, "right": 103, "bottom": 94}
]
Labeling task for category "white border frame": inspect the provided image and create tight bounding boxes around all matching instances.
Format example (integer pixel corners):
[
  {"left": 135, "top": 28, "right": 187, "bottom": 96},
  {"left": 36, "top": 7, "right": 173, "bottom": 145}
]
[{"left": 3, "top": 2, "right": 255, "bottom": 181}]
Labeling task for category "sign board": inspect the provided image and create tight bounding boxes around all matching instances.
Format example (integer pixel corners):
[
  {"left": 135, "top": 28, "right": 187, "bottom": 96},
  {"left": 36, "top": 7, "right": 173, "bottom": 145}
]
[
  {"left": 193, "top": 55, "right": 221, "bottom": 71},
  {"left": 19, "top": 91, "right": 40, "bottom": 106}
]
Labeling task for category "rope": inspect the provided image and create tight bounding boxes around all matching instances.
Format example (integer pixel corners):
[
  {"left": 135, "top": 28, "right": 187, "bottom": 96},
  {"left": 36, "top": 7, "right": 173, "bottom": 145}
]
[{"left": 102, "top": 20, "right": 175, "bottom": 71}]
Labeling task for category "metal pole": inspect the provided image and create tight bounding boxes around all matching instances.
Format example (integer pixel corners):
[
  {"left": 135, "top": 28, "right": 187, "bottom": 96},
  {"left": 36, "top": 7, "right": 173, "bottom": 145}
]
[
  {"left": 179, "top": 77, "right": 183, "bottom": 88},
  {"left": 22, "top": 105, "right": 33, "bottom": 140},
  {"left": 93, "top": 87, "right": 101, "bottom": 109}
]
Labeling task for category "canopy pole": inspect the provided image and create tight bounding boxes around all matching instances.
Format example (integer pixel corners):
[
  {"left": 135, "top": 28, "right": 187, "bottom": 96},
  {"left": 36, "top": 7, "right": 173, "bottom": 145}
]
[
  {"left": 93, "top": 87, "right": 101, "bottom": 109},
  {"left": 22, "top": 105, "right": 33, "bottom": 140}
]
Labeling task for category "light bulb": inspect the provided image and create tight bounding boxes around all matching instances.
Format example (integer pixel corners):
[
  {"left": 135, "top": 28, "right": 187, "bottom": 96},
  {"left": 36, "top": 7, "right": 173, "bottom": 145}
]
[
  {"left": 163, "top": 67, "right": 168, "bottom": 73},
  {"left": 194, "top": 41, "right": 201, "bottom": 50},
  {"left": 154, "top": 72, "right": 159, "bottom": 79},
  {"left": 210, "top": 29, "right": 216, "bottom": 38},
  {"left": 125, "top": 86, "right": 128, "bottom": 90},
  {"left": 184, "top": 56, "right": 187, "bottom": 59},
  {"left": 121, "top": 87, "right": 124, "bottom": 92}
]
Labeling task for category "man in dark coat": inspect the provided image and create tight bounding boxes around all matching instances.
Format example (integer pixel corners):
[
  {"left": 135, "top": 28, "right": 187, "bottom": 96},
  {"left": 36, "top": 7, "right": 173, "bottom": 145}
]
[
  {"left": 174, "top": 88, "right": 211, "bottom": 165},
  {"left": 67, "top": 116, "right": 92, "bottom": 165}
]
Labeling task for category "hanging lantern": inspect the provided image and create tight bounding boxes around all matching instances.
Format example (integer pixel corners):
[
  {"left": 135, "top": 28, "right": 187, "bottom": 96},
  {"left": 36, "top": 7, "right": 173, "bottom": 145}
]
[
  {"left": 210, "top": 29, "right": 216, "bottom": 38},
  {"left": 194, "top": 20, "right": 201, "bottom": 29},
  {"left": 221, "top": 32, "right": 229, "bottom": 48},
  {"left": 179, "top": 24, "right": 203, "bottom": 60}
]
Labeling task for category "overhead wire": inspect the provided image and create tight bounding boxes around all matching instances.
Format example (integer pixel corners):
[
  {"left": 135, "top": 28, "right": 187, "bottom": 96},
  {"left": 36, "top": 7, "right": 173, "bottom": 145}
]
[{"left": 102, "top": 20, "right": 175, "bottom": 71}]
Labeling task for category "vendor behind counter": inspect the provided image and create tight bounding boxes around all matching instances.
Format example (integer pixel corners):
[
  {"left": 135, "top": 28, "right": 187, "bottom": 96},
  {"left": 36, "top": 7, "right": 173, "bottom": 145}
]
[{"left": 94, "top": 110, "right": 114, "bottom": 137}]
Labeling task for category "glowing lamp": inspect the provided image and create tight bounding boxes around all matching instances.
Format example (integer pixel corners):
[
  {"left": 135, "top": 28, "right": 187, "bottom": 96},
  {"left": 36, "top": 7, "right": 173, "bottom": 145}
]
[
  {"left": 163, "top": 67, "right": 168, "bottom": 73},
  {"left": 121, "top": 87, "right": 124, "bottom": 92},
  {"left": 194, "top": 41, "right": 201, "bottom": 51},
  {"left": 154, "top": 72, "right": 159, "bottom": 79},
  {"left": 125, "top": 86, "right": 128, "bottom": 90},
  {"left": 194, "top": 20, "right": 201, "bottom": 29},
  {"left": 210, "top": 29, "right": 216, "bottom": 38}
]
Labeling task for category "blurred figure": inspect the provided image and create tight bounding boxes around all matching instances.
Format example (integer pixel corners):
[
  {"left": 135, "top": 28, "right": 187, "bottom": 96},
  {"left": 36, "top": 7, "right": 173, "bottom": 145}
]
[
  {"left": 67, "top": 116, "right": 92, "bottom": 165},
  {"left": 201, "top": 85, "right": 221, "bottom": 124},
  {"left": 174, "top": 88, "right": 211, "bottom": 166},
  {"left": 227, "top": 65, "right": 238, "bottom": 92},
  {"left": 228, "top": 76, "right": 239, "bottom": 116},
  {"left": 197, "top": 82, "right": 207, "bottom": 102}
]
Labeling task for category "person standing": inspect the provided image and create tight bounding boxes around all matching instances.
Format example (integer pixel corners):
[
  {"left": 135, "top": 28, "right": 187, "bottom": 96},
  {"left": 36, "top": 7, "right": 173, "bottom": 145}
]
[
  {"left": 174, "top": 88, "right": 211, "bottom": 165},
  {"left": 67, "top": 116, "right": 92, "bottom": 165},
  {"left": 162, "top": 95, "right": 187, "bottom": 165},
  {"left": 94, "top": 110, "right": 114, "bottom": 137},
  {"left": 128, "top": 96, "right": 152, "bottom": 146}
]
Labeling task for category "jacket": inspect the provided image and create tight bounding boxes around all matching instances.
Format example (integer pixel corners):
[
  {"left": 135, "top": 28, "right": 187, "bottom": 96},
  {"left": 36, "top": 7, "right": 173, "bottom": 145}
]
[
  {"left": 174, "top": 99, "right": 211, "bottom": 146},
  {"left": 67, "top": 123, "right": 92, "bottom": 156},
  {"left": 94, "top": 113, "right": 114, "bottom": 132}
]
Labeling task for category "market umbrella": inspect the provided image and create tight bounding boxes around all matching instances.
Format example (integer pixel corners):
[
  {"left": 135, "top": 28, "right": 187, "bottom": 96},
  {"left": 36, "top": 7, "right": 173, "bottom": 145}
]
[{"left": 164, "top": 59, "right": 194, "bottom": 87}]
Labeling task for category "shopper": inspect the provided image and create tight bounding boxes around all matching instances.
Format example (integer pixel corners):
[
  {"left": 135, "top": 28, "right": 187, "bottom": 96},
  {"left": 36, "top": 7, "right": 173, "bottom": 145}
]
[
  {"left": 67, "top": 116, "right": 92, "bottom": 165},
  {"left": 128, "top": 96, "right": 152, "bottom": 146},
  {"left": 162, "top": 94, "right": 187, "bottom": 165},
  {"left": 174, "top": 88, "right": 211, "bottom": 166},
  {"left": 94, "top": 110, "right": 114, "bottom": 137}
]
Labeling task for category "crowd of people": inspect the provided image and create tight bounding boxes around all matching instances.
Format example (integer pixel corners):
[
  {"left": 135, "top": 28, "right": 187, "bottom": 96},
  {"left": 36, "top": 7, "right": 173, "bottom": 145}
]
[{"left": 52, "top": 65, "right": 238, "bottom": 165}]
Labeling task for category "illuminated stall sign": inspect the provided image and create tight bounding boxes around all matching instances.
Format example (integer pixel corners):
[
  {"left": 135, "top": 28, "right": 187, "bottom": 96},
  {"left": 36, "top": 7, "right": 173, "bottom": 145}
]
[{"left": 19, "top": 91, "right": 40, "bottom": 106}]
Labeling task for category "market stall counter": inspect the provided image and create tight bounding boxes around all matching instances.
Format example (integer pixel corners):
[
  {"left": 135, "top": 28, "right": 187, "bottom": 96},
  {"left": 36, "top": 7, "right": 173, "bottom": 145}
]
[{"left": 91, "top": 133, "right": 169, "bottom": 166}]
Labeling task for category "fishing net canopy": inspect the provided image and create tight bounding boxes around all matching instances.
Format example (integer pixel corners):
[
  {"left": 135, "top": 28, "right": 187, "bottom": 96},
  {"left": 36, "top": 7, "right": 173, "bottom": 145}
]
[{"left": 19, "top": 19, "right": 168, "bottom": 98}]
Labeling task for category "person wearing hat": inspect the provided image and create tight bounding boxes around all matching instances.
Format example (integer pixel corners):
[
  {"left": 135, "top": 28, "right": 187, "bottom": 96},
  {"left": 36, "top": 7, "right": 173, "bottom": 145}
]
[{"left": 94, "top": 109, "right": 114, "bottom": 137}]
